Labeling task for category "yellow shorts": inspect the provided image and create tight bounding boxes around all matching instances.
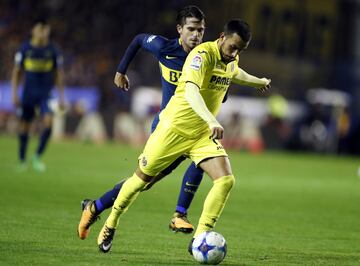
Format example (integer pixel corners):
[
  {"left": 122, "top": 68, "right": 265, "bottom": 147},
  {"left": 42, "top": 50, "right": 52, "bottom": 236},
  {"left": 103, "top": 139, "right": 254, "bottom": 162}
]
[{"left": 138, "top": 123, "right": 228, "bottom": 176}]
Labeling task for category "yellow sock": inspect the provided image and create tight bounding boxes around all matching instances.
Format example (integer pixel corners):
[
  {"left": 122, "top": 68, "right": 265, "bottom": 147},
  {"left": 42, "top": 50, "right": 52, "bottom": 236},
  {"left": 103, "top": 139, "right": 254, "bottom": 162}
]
[
  {"left": 106, "top": 173, "right": 147, "bottom": 228},
  {"left": 194, "top": 175, "right": 235, "bottom": 237}
]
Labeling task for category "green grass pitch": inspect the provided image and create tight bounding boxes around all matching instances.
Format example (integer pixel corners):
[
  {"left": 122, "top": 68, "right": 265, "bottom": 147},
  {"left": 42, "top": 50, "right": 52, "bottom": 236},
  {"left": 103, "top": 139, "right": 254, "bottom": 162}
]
[{"left": 0, "top": 136, "right": 359, "bottom": 265}]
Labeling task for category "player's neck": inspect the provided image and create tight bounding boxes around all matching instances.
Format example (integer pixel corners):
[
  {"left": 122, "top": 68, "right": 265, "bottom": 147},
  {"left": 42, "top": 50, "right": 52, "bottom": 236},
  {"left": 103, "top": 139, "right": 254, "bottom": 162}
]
[
  {"left": 31, "top": 38, "right": 49, "bottom": 47},
  {"left": 179, "top": 37, "right": 193, "bottom": 53},
  {"left": 181, "top": 42, "right": 191, "bottom": 53}
]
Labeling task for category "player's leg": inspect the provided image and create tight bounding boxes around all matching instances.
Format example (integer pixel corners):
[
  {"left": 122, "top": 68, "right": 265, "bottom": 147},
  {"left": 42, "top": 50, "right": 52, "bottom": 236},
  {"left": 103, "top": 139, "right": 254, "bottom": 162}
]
[
  {"left": 169, "top": 162, "right": 204, "bottom": 233},
  {"left": 175, "top": 163, "right": 204, "bottom": 214},
  {"left": 188, "top": 156, "right": 234, "bottom": 254},
  {"left": 94, "top": 180, "right": 126, "bottom": 212},
  {"left": 98, "top": 168, "right": 151, "bottom": 252},
  {"left": 33, "top": 100, "right": 53, "bottom": 172},
  {"left": 78, "top": 155, "right": 186, "bottom": 239},
  {"left": 17, "top": 121, "right": 31, "bottom": 171},
  {"left": 16, "top": 103, "right": 34, "bottom": 171},
  {"left": 79, "top": 113, "right": 164, "bottom": 239},
  {"left": 187, "top": 137, "right": 235, "bottom": 254},
  {"left": 195, "top": 156, "right": 234, "bottom": 237},
  {"left": 36, "top": 114, "right": 52, "bottom": 156},
  {"left": 77, "top": 179, "right": 127, "bottom": 239},
  {"left": 97, "top": 125, "right": 188, "bottom": 252}
]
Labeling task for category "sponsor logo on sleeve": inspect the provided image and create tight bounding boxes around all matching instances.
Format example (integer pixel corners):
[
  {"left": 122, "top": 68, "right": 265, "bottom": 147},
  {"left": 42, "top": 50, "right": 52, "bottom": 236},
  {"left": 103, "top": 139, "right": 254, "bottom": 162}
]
[
  {"left": 141, "top": 156, "right": 147, "bottom": 167},
  {"left": 189, "top": 54, "right": 203, "bottom": 70},
  {"left": 146, "top": 35, "right": 157, "bottom": 43}
]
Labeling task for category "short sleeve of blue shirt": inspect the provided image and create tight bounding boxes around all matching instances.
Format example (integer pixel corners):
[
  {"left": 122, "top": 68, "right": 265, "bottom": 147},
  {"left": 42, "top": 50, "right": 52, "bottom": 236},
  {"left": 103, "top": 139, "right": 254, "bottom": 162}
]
[
  {"left": 14, "top": 43, "right": 27, "bottom": 67},
  {"left": 117, "top": 34, "right": 169, "bottom": 73},
  {"left": 140, "top": 34, "right": 168, "bottom": 58}
]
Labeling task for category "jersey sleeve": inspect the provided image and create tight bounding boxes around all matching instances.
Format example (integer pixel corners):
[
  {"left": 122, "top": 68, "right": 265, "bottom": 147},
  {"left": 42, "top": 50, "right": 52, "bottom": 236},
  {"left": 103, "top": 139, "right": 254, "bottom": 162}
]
[
  {"left": 180, "top": 47, "right": 212, "bottom": 89},
  {"left": 14, "top": 43, "right": 26, "bottom": 67},
  {"left": 232, "top": 67, "right": 270, "bottom": 88},
  {"left": 116, "top": 34, "right": 167, "bottom": 74}
]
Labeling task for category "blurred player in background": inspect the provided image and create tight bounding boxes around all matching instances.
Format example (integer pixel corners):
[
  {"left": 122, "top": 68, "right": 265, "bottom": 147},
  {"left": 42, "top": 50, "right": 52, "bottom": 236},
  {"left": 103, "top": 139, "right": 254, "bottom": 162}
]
[
  {"left": 97, "top": 19, "right": 271, "bottom": 253},
  {"left": 11, "top": 18, "right": 65, "bottom": 172},
  {"left": 78, "top": 5, "right": 209, "bottom": 239}
]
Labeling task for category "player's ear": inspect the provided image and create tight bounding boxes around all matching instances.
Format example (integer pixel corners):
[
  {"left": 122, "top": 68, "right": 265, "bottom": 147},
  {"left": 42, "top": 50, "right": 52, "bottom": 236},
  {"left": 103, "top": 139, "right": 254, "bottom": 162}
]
[
  {"left": 176, "top": 24, "right": 182, "bottom": 34},
  {"left": 219, "top": 32, "right": 225, "bottom": 40}
]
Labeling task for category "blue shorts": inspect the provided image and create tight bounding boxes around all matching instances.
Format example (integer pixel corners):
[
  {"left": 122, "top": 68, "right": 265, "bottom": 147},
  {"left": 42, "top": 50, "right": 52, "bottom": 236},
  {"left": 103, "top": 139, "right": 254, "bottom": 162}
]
[{"left": 18, "top": 98, "right": 52, "bottom": 122}]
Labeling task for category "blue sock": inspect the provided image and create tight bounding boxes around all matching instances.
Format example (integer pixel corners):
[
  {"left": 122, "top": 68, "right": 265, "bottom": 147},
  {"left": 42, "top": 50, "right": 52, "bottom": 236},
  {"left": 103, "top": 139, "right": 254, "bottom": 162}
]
[
  {"left": 175, "top": 162, "right": 204, "bottom": 214},
  {"left": 95, "top": 179, "right": 126, "bottom": 213},
  {"left": 36, "top": 128, "right": 52, "bottom": 156},
  {"left": 19, "top": 133, "right": 29, "bottom": 162}
]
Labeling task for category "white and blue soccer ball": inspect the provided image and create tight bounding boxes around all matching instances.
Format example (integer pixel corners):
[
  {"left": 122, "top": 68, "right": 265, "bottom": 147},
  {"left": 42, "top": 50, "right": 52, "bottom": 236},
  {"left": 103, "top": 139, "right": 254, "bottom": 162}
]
[{"left": 192, "top": 231, "right": 227, "bottom": 265}]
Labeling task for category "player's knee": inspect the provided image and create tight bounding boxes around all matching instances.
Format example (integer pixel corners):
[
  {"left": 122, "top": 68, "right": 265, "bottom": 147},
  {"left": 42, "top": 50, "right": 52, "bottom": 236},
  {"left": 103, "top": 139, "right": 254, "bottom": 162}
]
[
  {"left": 224, "top": 175, "right": 235, "bottom": 189},
  {"left": 19, "top": 121, "right": 31, "bottom": 133},
  {"left": 216, "top": 175, "right": 235, "bottom": 191}
]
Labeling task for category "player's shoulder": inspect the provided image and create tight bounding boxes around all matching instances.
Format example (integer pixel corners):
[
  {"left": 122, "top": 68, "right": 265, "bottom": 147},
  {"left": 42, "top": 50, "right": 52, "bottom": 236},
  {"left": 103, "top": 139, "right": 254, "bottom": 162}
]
[
  {"left": 48, "top": 42, "right": 62, "bottom": 54},
  {"left": 159, "top": 37, "right": 187, "bottom": 56},
  {"left": 144, "top": 34, "right": 169, "bottom": 46},
  {"left": 194, "top": 41, "right": 216, "bottom": 55},
  {"left": 18, "top": 41, "right": 31, "bottom": 52},
  {"left": 142, "top": 34, "right": 173, "bottom": 55},
  {"left": 189, "top": 41, "right": 216, "bottom": 62}
]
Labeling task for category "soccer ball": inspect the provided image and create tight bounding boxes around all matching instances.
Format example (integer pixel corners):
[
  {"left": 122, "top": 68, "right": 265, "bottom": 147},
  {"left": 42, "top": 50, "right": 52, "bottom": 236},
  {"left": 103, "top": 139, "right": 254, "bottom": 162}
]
[{"left": 192, "top": 231, "right": 227, "bottom": 265}]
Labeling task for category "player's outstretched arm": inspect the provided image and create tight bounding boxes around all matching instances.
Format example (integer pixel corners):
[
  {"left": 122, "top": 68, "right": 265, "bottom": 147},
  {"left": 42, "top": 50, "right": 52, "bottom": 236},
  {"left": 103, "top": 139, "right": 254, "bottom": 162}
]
[
  {"left": 232, "top": 67, "right": 271, "bottom": 93},
  {"left": 115, "top": 34, "right": 166, "bottom": 91},
  {"left": 184, "top": 82, "right": 224, "bottom": 139},
  {"left": 114, "top": 34, "right": 147, "bottom": 90}
]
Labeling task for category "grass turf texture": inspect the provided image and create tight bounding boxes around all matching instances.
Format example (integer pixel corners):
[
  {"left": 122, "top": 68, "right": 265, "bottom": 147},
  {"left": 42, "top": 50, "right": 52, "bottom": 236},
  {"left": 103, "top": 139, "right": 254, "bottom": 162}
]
[{"left": 0, "top": 136, "right": 359, "bottom": 265}]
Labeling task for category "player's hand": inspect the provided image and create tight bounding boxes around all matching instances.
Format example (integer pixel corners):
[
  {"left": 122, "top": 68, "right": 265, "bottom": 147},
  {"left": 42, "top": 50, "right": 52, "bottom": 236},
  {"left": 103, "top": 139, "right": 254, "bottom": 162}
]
[
  {"left": 114, "top": 72, "right": 130, "bottom": 91},
  {"left": 12, "top": 95, "right": 20, "bottom": 107},
  {"left": 209, "top": 121, "right": 224, "bottom": 140},
  {"left": 258, "top": 78, "right": 271, "bottom": 93}
]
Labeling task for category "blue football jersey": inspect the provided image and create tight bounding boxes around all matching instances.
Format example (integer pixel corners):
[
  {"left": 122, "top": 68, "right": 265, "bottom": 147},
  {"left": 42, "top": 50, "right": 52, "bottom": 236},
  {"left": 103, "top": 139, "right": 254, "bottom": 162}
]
[
  {"left": 15, "top": 41, "right": 63, "bottom": 101},
  {"left": 117, "top": 34, "right": 189, "bottom": 131},
  {"left": 140, "top": 35, "right": 187, "bottom": 110},
  {"left": 118, "top": 34, "right": 187, "bottom": 109}
]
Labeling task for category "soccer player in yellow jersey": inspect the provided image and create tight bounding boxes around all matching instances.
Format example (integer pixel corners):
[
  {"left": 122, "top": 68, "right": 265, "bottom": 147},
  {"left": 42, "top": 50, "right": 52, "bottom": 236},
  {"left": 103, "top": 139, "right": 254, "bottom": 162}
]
[{"left": 97, "top": 19, "right": 271, "bottom": 254}]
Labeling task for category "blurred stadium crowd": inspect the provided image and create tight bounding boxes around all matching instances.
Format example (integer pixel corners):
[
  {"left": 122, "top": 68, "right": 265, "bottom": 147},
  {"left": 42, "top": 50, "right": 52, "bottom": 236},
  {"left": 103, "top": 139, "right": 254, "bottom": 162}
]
[{"left": 0, "top": 0, "right": 359, "bottom": 154}]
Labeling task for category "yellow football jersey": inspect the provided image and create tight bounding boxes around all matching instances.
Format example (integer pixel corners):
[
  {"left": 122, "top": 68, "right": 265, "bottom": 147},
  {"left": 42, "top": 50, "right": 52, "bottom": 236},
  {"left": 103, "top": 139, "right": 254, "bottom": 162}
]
[{"left": 160, "top": 40, "right": 239, "bottom": 138}]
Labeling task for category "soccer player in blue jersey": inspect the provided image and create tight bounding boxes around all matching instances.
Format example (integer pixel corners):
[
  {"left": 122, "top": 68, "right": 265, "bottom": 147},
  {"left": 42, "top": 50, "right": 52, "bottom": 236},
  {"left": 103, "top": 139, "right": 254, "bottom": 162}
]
[
  {"left": 11, "top": 18, "right": 65, "bottom": 172},
  {"left": 78, "top": 6, "right": 207, "bottom": 239}
]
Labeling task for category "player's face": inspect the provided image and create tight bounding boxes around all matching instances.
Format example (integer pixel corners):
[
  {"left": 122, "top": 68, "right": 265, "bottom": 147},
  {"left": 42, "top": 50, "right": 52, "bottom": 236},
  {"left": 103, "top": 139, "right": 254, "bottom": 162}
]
[
  {"left": 218, "top": 32, "right": 249, "bottom": 64},
  {"left": 177, "top": 17, "right": 205, "bottom": 53},
  {"left": 32, "top": 23, "right": 51, "bottom": 43}
]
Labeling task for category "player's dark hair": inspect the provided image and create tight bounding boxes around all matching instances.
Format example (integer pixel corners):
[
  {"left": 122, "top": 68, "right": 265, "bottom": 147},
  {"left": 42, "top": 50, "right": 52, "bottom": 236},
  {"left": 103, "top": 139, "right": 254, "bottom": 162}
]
[
  {"left": 223, "top": 19, "right": 251, "bottom": 42},
  {"left": 32, "top": 16, "right": 49, "bottom": 26},
  {"left": 176, "top": 5, "right": 205, "bottom": 26}
]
